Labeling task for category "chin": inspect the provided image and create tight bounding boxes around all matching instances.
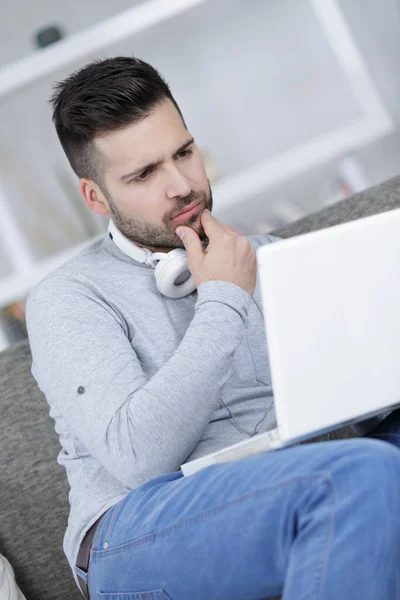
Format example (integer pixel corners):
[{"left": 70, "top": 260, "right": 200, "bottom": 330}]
[{"left": 190, "top": 221, "right": 206, "bottom": 240}]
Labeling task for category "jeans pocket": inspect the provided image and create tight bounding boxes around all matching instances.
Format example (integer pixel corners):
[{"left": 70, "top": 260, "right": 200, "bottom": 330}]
[{"left": 97, "top": 591, "right": 173, "bottom": 599}]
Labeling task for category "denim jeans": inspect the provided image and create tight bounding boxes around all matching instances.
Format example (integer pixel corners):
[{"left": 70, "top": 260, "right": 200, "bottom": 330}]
[{"left": 77, "top": 411, "right": 400, "bottom": 600}]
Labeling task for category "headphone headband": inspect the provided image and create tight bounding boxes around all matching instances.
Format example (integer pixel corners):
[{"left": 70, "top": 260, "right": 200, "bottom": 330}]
[
  {"left": 107, "top": 219, "right": 196, "bottom": 298},
  {"left": 108, "top": 220, "right": 153, "bottom": 266}
]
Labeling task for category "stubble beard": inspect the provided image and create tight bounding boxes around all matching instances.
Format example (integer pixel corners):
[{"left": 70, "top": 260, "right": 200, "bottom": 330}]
[{"left": 106, "top": 184, "right": 213, "bottom": 251}]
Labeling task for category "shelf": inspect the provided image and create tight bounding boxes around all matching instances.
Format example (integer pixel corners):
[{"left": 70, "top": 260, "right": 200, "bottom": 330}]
[
  {"left": 212, "top": 118, "right": 391, "bottom": 215},
  {"left": 0, "top": 0, "right": 207, "bottom": 99}
]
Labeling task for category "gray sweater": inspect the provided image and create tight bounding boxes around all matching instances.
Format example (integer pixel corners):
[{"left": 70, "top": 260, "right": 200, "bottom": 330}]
[{"left": 25, "top": 231, "right": 278, "bottom": 577}]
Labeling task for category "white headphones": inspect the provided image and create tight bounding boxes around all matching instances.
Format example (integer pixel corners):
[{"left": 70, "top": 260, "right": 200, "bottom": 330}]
[{"left": 107, "top": 220, "right": 196, "bottom": 298}]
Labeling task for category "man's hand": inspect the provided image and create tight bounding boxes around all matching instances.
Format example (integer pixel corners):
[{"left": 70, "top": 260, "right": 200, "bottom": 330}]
[{"left": 176, "top": 209, "right": 257, "bottom": 296}]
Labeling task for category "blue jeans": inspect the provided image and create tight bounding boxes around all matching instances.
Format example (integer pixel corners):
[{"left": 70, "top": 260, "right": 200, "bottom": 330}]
[{"left": 77, "top": 412, "right": 400, "bottom": 600}]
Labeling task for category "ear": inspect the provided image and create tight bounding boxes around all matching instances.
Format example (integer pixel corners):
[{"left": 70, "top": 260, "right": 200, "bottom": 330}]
[{"left": 80, "top": 178, "right": 110, "bottom": 216}]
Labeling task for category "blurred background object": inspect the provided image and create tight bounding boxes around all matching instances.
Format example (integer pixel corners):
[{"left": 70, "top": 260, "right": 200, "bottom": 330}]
[
  {"left": 34, "top": 24, "right": 65, "bottom": 49},
  {"left": 1, "top": 0, "right": 400, "bottom": 349}
]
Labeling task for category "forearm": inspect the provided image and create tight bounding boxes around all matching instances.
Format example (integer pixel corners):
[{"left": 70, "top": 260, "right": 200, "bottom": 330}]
[{"left": 106, "top": 281, "right": 251, "bottom": 484}]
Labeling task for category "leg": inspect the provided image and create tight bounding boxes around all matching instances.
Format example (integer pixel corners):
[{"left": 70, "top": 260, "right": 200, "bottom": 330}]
[{"left": 85, "top": 438, "right": 400, "bottom": 600}]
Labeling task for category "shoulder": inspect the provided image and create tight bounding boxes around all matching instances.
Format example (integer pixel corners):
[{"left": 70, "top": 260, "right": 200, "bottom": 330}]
[{"left": 26, "top": 240, "right": 108, "bottom": 321}]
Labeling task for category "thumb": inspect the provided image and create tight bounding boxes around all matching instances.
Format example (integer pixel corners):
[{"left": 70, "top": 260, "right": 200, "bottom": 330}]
[{"left": 176, "top": 226, "right": 204, "bottom": 263}]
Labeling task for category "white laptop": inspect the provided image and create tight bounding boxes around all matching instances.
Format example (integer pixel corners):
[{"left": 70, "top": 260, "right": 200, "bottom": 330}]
[{"left": 181, "top": 207, "right": 400, "bottom": 476}]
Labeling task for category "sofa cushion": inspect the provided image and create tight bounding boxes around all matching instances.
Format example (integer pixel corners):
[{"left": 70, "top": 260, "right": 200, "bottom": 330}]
[
  {"left": 271, "top": 174, "right": 400, "bottom": 238},
  {"left": 0, "top": 340, "right": 81, "bottom": 600}
]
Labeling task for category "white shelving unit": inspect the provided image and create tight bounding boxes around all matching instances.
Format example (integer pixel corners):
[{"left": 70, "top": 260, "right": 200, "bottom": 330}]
[
  {"left": 0, "top": 0, "right": 393, "bottom": 317},
  {"left": 0, "top": 0, "right": 208, "bottom": 99}
]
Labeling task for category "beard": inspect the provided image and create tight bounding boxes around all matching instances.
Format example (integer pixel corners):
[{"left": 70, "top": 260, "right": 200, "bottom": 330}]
[{"left": 105, "top": 182, "right": 213, "bottom": 250}]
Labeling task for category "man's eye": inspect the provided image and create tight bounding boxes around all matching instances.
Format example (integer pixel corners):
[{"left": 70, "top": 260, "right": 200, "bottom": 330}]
[
  {"left": 133, "top": 169, "right": 152, "bottom": 183},
  {"left": 177, "top": 148, "right": 193, "bottom": 159}
]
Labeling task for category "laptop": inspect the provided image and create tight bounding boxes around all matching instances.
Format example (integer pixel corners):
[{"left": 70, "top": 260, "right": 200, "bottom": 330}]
[{"left": 181, "top": 207, "right": 400, "bottom": 476}]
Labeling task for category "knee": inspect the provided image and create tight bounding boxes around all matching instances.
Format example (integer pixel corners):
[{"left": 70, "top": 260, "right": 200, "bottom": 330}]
[
  {"left": 346, "top": 436, "right": 400, "bottom": 468},
  {"left": 333, "top": 438, "right": 400, "bottom": 507}
]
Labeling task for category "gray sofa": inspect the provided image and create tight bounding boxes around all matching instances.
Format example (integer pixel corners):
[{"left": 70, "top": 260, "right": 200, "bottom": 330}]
[{"left": 1, "top": 174, "right": 400, "bottom": 600}]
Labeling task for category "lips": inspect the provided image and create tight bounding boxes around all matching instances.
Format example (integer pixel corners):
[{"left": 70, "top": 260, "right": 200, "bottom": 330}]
[{"left": 172, "top": 202, "right": 201, "bottom": 223}]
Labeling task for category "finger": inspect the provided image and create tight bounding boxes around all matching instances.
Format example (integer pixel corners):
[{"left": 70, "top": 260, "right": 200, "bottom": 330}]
[{"left": 175, "top": 226, "right": 204, "bottom": 264}]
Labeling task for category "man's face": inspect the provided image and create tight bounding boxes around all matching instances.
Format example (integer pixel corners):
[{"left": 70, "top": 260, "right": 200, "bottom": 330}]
[{"left": 94, "top": 99, "right": 213, "bottom": 251}]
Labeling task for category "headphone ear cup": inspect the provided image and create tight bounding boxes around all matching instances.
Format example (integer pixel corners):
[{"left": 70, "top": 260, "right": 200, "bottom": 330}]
[{"left": 154, "top": 249, "right": 196, "bottom": 298}]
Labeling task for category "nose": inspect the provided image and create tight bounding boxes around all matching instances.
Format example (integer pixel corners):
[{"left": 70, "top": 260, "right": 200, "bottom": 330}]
[{"left": 165, "top": 165, "right": 191, "bottom": 199}]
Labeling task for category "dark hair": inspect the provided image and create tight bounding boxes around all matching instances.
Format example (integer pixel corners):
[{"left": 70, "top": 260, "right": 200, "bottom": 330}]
[{"left": 50, "top": 56, "right": 184, "bottom": 185}]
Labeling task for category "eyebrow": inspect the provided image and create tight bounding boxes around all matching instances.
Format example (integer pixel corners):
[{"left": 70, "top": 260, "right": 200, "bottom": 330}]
[{"left": 119, "top": 137, "right": 195, "bottom": 182}]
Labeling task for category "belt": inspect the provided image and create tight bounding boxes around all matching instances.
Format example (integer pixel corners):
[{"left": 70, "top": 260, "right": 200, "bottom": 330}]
[{"left": 76, "top": 515, "right": 104, "bottom": 600}]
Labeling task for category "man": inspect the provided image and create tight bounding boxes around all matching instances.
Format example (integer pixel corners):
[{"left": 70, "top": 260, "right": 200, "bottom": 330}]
[{"left": 26, "top": 56, "right": 400, "bottom": 600}]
